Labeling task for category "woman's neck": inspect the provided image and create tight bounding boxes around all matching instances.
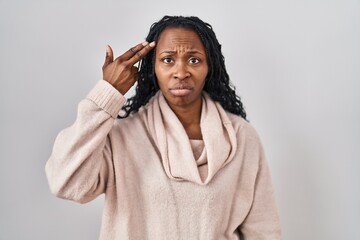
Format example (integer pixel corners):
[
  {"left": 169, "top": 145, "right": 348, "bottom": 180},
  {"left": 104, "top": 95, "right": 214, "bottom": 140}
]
[{"left": 169, "top": 100, "right": 203, "bottom": 140}]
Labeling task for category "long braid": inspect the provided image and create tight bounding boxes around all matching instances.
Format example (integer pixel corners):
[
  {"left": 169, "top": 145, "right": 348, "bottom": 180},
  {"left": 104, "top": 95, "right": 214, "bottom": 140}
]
[{"left": 119, "top": 16, "right": 247, "bottom": 120}]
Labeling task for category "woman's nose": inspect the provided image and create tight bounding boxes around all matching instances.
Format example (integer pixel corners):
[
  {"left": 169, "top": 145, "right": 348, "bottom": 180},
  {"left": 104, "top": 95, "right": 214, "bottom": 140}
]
[{"left": 173, "top": 62, "right": 190, "bottom": 80}]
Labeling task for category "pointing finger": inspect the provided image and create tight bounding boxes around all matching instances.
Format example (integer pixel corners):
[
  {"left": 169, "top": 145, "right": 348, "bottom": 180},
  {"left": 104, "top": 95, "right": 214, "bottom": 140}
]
[
  {"left": 117, "top": 41, "right": 149, "bottom": 62},
  {"left": 127, "top": 41, "right": 156, "bottom": 66}
]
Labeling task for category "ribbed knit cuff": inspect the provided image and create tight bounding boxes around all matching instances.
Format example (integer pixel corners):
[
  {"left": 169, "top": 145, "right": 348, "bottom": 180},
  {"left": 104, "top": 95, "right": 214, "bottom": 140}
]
[{"left": 86, "top": 80, "right": 126, "bottom": 118}]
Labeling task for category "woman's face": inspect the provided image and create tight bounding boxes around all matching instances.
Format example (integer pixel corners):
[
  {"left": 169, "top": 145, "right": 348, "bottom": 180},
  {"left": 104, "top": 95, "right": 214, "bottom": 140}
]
[{"left": 155, "top": 27, "right": 208, "bottom": 109}]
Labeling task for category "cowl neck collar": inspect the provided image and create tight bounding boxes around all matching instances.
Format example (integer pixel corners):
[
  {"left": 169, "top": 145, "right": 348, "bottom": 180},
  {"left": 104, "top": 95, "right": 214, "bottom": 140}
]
[{"left": 145, "top": 91, "right": 237, "bottom": 185}]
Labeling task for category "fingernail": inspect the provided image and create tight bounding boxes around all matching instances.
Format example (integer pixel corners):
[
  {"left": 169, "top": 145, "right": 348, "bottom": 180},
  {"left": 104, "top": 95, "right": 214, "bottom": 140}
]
[
  {"left": 149, "top": 41, "right": 156, "bottom": 47},
  {"left": 142, "top": 41, "right": 149, "bottom": 46}
]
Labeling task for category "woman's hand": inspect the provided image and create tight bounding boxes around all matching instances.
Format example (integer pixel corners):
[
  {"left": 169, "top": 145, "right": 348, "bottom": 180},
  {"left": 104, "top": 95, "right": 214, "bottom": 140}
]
[{"left": 102, "top": 41, "right": 156, "bottom": 95}]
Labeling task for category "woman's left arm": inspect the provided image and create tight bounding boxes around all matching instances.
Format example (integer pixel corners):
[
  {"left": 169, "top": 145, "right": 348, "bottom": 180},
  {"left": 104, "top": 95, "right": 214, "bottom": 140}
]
[{"left": 238, "top": 128, "right": 282, "bottom": 239}]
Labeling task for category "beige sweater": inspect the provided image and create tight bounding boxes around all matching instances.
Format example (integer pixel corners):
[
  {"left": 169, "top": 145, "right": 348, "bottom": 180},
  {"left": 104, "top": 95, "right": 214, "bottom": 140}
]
[{"left": 45, "top": 80, "right": 281, "bottom": 240}]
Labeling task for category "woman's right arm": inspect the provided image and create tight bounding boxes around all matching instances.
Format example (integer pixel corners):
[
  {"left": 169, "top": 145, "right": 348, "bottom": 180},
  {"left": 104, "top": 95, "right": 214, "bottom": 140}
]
[
  {"left": 45, "top": 80, "right": 125, "bottom": 203},
  {"left": 45, "top": 41, "right": 155, "bottom": 203}
]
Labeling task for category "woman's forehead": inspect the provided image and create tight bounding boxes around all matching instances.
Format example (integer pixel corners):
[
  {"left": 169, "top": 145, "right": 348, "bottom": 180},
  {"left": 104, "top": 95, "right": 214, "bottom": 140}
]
[{"left": 156, "top": 28, "right": 205, "bottom": 51}]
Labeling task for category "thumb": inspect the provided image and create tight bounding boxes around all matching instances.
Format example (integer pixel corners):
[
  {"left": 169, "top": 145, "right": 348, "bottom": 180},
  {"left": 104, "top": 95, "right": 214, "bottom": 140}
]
[{"left": 103, "top": 45, "right": 114, "bottom": 68}]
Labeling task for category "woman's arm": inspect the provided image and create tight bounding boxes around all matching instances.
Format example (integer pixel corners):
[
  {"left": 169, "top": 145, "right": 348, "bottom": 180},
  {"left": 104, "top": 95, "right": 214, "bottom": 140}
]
[
  {"left": 45, "top": 42, "right": 156, "bottom": 203},
  {"left": 45, "top": 80, "right": 125, "bottom": 203},
  {"left": 238, "top": 126, "right": 282, "bottom": 239},
  {"left": 239, "top": 154, "right": 281, "bottom": 239}
]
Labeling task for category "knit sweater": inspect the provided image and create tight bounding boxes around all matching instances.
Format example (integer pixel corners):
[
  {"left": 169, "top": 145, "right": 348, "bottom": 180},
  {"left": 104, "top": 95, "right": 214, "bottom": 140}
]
[{"left": 45, "top": 80, "right": 281, "bottom": 240}]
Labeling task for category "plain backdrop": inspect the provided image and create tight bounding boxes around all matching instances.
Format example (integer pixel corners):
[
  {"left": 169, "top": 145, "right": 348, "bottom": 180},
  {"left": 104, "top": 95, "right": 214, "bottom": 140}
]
[{"left": 1, "top": 0, "right": 359, "bottom": 239}]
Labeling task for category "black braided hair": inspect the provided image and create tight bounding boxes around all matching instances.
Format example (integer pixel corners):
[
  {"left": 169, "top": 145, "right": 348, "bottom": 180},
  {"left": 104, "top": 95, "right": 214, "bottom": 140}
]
[{"left": 119, "top": 15, "right": 247, "bottom": 120}]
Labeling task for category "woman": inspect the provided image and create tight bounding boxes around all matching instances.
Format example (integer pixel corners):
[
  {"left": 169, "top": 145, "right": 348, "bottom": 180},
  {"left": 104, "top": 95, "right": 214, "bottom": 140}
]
[{"left": 45, "top": 15, "right": 281, "bottom": 239}]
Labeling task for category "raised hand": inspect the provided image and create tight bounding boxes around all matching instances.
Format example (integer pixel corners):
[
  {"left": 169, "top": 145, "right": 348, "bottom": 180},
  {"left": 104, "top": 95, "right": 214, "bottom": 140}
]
[{"left": 102, "top": 41, "right": 156, "bottom": 95}]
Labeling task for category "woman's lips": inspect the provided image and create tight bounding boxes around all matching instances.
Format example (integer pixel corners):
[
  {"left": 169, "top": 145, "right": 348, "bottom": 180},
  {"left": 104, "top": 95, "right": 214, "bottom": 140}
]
[
  {"left": 169, "top": 83, "right": 193, "bottom": 96},
  {"left": 169, "top": 89, "right": 192, "bottom": 96}
]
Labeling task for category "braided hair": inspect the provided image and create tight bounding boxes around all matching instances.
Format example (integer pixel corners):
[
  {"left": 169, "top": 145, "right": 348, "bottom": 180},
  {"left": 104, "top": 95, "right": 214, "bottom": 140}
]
[{"left": 119, "top": 15, "right": 247, "bottom": 120}]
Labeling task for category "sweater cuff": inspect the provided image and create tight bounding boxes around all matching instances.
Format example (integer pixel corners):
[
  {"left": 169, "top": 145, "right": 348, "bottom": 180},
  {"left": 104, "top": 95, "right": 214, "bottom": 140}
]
[{"left": 86, "top": 80, "right": 126, "bottom": 118}]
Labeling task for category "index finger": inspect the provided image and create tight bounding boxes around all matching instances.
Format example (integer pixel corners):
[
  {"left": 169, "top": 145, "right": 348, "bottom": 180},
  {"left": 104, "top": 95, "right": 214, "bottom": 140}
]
[
  {"left": 117, "top": 41, "right": 148, "bottom": 62},
  {"left": 126, "top": 41, "right": 156, "bottom": 65}
]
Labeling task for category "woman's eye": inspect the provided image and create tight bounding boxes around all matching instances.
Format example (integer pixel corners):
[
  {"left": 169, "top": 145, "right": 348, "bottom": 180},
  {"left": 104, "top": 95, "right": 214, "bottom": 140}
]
[
  {"left": 189, "top": 58, "right": 200, "bottom": 64},
  {"left": 162, "top": 57, "right": 173, "bottom": 63}
]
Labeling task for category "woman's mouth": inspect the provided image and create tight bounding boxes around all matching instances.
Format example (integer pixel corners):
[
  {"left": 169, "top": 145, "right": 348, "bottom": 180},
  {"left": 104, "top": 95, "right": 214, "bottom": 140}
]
[{"left": 169, "top": 83, "right": 193, "bottom": 96}]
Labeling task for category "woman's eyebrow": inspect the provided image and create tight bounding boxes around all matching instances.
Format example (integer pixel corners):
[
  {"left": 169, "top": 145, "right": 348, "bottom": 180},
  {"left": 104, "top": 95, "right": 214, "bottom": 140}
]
[
  {"left": 159, "top": 50, "right": 176, "bottom": 55},
  {"left": 187, "top": 50, "right": 204, "bottom": 55},
  {"left": 159, "top": 50, "right": 205, "bottom": 55}
]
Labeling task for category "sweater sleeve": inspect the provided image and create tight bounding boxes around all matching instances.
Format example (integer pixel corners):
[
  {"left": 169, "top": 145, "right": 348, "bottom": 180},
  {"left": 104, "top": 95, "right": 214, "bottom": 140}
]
[
  {"left": 238, "top": 130, "right": 282, "bottom": 239},
  {"left": 45, "top": 80, "right": 126, "bottom": 204}
]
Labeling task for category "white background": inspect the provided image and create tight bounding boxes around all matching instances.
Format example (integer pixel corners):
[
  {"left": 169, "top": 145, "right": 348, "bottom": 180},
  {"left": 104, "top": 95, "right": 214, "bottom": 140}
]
[{"left": 1, "top": 0, "right": 359, "bottom": 239}]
